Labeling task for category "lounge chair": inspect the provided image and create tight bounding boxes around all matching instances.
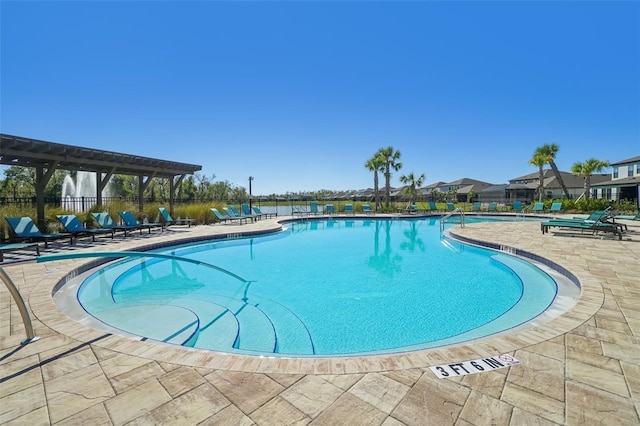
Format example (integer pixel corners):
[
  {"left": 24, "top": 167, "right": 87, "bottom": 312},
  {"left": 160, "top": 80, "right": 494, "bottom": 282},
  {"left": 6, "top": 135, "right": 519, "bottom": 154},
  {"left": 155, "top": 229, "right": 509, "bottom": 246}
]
[
  {"left": 92, "top": 212, "right": 139, "bottom": 236},
  {"left": 325, "top": 204, "right": 335, "bottom": 215},
  {"left": 428, "top": 201, "right": 439, "bottom": 212},
  {"left": 119, "top": 211, "right": 164, "bottom": 234},
  {"left": 532, "top": 202, "right": 545, "bottom": 213},
  {"left": 210, "top": 208, "right": 246, "bottom": 224},
  {"left": 5, "top": 217, "right": 72, "bottom": 248},
  {"left": 223, "top": 207, "right": 251, "bottom": 224},
  {"left": 487, "top": 202, "right": 498, "bottom": 213},
  {"left": 56, "top": 214, "right": 114, "bottom": 242},
  {"left": 446, "top": 203, "right": 455, "bottom": 212},
  {"left": 240, "top": 204, "right": 261, "bottom": 221},
  {"left": 550, "top": 202, "right": 563, "bottom": 214},
  {"left": 158, "top": 207, "right": 196, "bottom": 228},
  {"left": 541, "top": 218, "right": 623, "bottom": 240},
  {"left": 541, "top": 209, "right": 624, "bottom": 239},
  {"left": 511, "top": 201, "right": 523, "bottom": 213},
  {"left": 0, "top": 242, "right": 40, "bottom": 262},
  {"left": 309, "top": 202, "right": 321, "bottom": 215},
  {"left": 362, "top": 204, "right": 374, "bottom": 214},
  {"left": 472, "top": 202, "right": 482, "bottom": 212},
  {"left": 613, "top": 211, "right": 640, "bottom": 221},
  {"left": 292, "top": 205, "right": 308, "bottom": 216},
  {"left": 344, "top": 204, "right": 355, "bottom": 214},
  {"left": 252, "top": 206, "right": 277, "bottom": 218},
  {"left": 402, "top": 204, "right": 419, "bottom": 214}
]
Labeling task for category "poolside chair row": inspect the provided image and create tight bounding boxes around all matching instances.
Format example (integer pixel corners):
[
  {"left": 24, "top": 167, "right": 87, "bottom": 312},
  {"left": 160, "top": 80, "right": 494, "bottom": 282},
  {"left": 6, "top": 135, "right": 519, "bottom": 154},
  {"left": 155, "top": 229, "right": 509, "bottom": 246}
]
[
  {"left": 210, "top": 204, "right": 276, "bottom": 225},
  {"left": 3, "top": 212, "right": 165, "bottom": 250},
  {"left": 299, "top": 203, "right": 375, "bottom": 215}
]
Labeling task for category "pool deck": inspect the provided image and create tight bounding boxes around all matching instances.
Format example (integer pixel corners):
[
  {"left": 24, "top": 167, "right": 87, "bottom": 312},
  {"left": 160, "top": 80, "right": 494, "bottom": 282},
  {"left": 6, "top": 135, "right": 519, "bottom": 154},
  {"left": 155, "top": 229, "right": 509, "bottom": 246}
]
[{"left": 1, "top": 215, "right": 640, "bottom": 425}]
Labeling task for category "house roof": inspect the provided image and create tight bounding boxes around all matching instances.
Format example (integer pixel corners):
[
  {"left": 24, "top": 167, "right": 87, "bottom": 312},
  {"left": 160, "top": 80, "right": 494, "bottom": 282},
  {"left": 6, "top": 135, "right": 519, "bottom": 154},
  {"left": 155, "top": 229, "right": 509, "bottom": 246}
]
[
  {"left": 509, "top": 169, "right": 555, "bottom": 182},
  {"left": 455, "top": 184, "right": 475, "bottom": 194},
  {"left": 480, "top": 184, "right": 508, "bottom": 193},
  {"left": 610, "top": 155, "right": 640, "bottom": 166},
  {"left": 505, "top": 183, "right": 533, "bottom": 190},
  {"left": 442, "top": 177, "right": 494, "bottom": 187},
  {"left": 592, "top": 176, "right": 640, "bottom": 187}
]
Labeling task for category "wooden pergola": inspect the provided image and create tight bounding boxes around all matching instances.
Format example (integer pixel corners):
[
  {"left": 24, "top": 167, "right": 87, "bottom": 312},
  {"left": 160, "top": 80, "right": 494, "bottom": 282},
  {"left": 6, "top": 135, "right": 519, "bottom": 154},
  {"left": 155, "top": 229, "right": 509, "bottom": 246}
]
[{"left": 0, "top": 134, "right": 202, "bottom": 230}]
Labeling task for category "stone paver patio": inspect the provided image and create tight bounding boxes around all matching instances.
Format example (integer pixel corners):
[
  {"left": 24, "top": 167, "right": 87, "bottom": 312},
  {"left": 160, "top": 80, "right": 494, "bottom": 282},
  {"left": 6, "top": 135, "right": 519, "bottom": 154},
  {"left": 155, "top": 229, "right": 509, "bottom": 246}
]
[{"left": 1, "top": 215, "right": 639, "bottom": 425}]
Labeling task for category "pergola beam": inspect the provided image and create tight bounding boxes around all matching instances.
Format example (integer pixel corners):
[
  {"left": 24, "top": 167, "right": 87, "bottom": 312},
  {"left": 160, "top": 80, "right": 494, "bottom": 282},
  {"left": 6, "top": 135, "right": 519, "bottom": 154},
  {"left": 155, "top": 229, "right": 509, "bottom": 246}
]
[{"left": 0, "top": 134, "right": 201, "bottom": 228}]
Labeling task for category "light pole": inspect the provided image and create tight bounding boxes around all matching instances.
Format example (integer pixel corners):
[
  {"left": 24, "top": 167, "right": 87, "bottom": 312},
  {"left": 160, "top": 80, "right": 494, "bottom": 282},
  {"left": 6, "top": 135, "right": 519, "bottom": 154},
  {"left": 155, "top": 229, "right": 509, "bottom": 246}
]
[{"left": 248, "top": 176, "right": 254, "bottom": 211}]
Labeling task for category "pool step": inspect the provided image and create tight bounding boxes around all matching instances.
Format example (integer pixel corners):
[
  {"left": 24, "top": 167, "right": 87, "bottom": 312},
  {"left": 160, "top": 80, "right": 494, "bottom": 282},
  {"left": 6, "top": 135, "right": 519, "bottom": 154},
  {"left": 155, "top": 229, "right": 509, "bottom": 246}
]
[
  {"left": 164, "top": 298, "right": 238, "bottom": 348},
  {"left": 201, "top": 295, "right": 277, "bottom": 353},
  {"left": 93, "top": 304, "right": 199, "bottom": 345},
  {"left": 247, "top": 298, "right": 315, "bottom": 355},
  {"left": 96, "top": 284, "right": 313, "bottom": 354}
]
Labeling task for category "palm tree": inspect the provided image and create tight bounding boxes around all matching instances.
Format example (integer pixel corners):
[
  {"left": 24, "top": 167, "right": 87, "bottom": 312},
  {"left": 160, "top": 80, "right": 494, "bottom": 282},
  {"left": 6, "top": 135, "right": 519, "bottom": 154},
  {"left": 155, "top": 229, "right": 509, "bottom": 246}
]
[
  {"left": 535, "top": 143, "right": 570, "bottom": 199},
  {"left": 529, "top": 153, "right": 547, "bottom": 202},
  {"left": 571, "top": 158, "right": 610, "bottom": 200},
  {"left": 378, "top": 146, "right": 402, "bottom": 208},
  {"left": 364, "top": 153, "right": 385, "bottom": 211},
  {"left": 399, "top": 172, "right": 425, "bottom": 205}
]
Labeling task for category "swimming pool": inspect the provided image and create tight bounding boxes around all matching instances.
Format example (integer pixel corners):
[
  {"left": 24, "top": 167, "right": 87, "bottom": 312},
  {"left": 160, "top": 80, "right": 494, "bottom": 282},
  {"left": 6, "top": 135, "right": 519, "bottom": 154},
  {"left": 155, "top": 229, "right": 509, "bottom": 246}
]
[{"left": 68, "top": 217, "right": 577, "bottom": 357}]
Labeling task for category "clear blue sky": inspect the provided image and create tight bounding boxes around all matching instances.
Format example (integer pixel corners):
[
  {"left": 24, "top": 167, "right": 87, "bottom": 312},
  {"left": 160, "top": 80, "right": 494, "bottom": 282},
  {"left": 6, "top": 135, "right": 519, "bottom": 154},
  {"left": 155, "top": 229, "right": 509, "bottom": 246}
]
[{"left": 1, "top": 1, "right": 638, "bottom": 195}]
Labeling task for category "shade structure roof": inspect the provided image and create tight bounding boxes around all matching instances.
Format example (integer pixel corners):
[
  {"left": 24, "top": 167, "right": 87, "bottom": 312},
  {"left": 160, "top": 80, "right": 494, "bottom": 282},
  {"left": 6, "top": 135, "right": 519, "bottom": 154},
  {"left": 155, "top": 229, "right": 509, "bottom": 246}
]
[{"left": 0, "top": 133, "right": 202, "bottom": 177}]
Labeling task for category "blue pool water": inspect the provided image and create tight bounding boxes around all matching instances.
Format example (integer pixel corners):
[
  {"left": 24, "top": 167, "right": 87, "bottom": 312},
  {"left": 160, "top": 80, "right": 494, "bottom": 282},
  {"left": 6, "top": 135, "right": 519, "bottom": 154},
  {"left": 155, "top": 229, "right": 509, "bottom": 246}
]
[{"left": 77, "top": 217, "right": 559, "bottom": 356}]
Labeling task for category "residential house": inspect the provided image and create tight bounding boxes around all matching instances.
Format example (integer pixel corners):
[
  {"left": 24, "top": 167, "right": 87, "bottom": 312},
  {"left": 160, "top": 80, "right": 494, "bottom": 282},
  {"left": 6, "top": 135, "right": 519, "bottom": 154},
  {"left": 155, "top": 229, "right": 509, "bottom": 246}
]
[
  {"left": 591, "top": 155, "right": 640, "bottom": 204},
  {"left": 506, "top": 169, "right": 609, "bottom": 202},
  {"left": 419, "top": 182, "right": 446, "bottom": 201},
  {"left": 431, "top": 178, "right": 493, "bottom": 202}
]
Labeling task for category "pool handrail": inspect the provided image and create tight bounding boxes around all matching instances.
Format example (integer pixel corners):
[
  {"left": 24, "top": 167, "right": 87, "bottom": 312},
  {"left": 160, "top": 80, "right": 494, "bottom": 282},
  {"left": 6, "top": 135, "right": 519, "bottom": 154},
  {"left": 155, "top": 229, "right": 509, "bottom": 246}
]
[{"left": 0, "top": 267, "right": 39, "bottom": 344}]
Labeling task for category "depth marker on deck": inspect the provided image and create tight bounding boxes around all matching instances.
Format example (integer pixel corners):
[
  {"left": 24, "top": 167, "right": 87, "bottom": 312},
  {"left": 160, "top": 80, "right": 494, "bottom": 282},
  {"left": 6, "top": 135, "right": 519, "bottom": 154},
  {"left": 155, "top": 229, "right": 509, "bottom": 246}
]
[{"left": 429, "top": 354, "right": 520, "bottom": 378}]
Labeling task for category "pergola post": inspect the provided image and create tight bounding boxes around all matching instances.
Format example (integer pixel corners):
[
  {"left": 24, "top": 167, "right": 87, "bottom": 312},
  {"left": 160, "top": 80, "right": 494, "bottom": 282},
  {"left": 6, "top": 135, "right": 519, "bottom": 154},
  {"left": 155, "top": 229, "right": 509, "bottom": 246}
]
[
  {"left": 34, "top": 161, "right": 58, "bottom": 231},
  {"left": 138, "top": 173, "right": 156, "bottom": 213},
  {"left": 169, "top": 175, "right": 185, "bottom": 216},
  {"left": 96, "top": 168, "right": 115, "bottom": 208}
]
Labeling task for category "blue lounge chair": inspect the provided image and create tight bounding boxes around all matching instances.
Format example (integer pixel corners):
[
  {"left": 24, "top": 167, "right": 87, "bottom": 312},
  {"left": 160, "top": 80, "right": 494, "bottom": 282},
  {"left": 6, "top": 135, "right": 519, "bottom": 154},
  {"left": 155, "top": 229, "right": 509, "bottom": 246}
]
[
  {"left": 252, "top": 206, "right": 277, "bottom": 218},
  {"left": 472, "top": 202, "right": 482, "bottom": 212},
  {"left": 240, "top": 204, "right": 260, "bottom": 221},
  {"left": 344, "top": 204, "right": 355, "bottom": 214},
  {"left": 487, "top": 202, "right": 498, "bottom": 213},
  {"left": 92, "top": 212, "right": 139, "bottom": 236},
  {"left": 446, "top": 203, "right": 455, "bottom": 212},
  {"left": 292, "top": 205, "right": 308, "bottom": 216},
  {"left": 119, "top": 211, "right": 163, "bottom": 234},
  {"left": 362, "top": 204, "right": 374, "bottom": 214},
  {"left": 158, "top": 207, "right": 196, "bottom": 227},
  {"left": 211, "top": 208, "right": 247, "bottom": 224},
  {"left": 532, "top": 202, "right": 545, "bottom": 213},
  {"left": 325, "top": 204, "right": 335, "bottom": 215},
  {"left": 541, "top": 209, "right": 624, "bottom": 239},
  {"left": 614, "top": 211, "right": 640, "bottom": 221},
  {"left": 223, "top": 207, "right": 251, "bottom": 224},
  {"left": 0, "top": 242, "right": 40, "bottom": 262},
  {"left": 511, "top": 201, "right": 523, "bottom": 212},
  {"left": 428, "top": 201, "right": 438, "bottom": 212},
  {"left": 57, "top": 214, "right": 114, "bottom": 241},
  {"left": 403, "top": 204, "right": 420, "bottom": 214},
  {"left": 309, "top": 202, "right": 321, "bottom": 215},
  {"left": 541, "top": 218, "right": 623, "bottom": 240},
  {"left": 550, "top": 202, "right": 563, "bottom": 214},
  {"left": 5, "top": 217, "right": 72, "bottom": 248}
]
